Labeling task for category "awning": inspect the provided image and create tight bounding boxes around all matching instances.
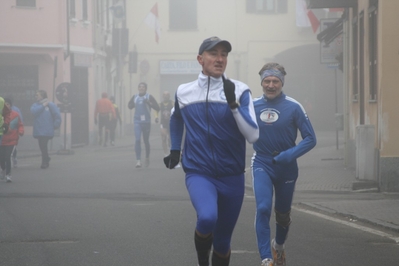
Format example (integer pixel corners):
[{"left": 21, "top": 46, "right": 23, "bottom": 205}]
[
  {"left": 307, "top": 0, "right": 357, "bottom": 9},
  {"left": 317, "top": 15, "right": 344, "bottom": 46}
]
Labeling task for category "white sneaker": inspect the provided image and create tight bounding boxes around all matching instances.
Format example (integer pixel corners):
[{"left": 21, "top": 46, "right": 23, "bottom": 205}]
[
  {"left": 135, "top": 160, "right": 142, "bottom": 168},
  {"left": 6, "top": 175, "right": 11, "bottom": 183},
  {"left": 261, "top": 258, "right": 273, "bottom": 266}
]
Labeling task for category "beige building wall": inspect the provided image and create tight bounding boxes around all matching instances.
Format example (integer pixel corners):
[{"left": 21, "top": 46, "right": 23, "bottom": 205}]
[
  {"left": 345, "top": 0, "right": 399, "bottom": 191},
  {"left": 123, "top": 0, "right": 321, "bottom": 101}
]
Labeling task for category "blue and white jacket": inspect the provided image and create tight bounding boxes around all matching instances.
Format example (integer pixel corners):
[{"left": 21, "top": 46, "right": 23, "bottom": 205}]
[
  {"left": 170, "top": 72, "right": 259, "bottom": 178},
  {"left": 252, "top": 93, "right": 316, "bottom": 164}
]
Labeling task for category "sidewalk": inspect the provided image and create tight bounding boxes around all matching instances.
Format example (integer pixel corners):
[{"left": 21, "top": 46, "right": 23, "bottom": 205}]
[
  {"left": 293, "top": 143, "right": 399, "bottom": 234},
  {"left": 15, "top": 131, "right": 399, "bottom": 235}
]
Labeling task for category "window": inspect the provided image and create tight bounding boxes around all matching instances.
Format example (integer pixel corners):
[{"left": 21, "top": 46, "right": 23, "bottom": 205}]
[
  {"left": 82, "top": 0, "right": 88, "bottom": 21},
  {"left": 69, "top": 0, "right": 76, "bottom": 18},
  {"left": 359, "top": 12, "right": 365, "bottom": 124},
  {"left": 16, "top": 0, "right": 36, "bottom": 7},
  {"left": 368, "top": 2, "right": 378, "bottom": 101},
  {"left": 169, "top": 0, "right": 197, "bottom": 30},
  {"left": 246, "top": 0, "right": 287, "bottom": 14},
  {"left": 0, "top": 65, "right": 38, "bottom": 127},
  {"left": 352, "top": 15, "right": 358, "bottom": 101}
]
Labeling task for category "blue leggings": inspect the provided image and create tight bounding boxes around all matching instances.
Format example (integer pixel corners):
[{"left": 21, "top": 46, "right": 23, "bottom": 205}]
[
  {"left": 252, "top": 157, "right": 298, "bottom": 260},
  {"left": 186, "top": 173, "right": 245, "bottom": 255},
  {"left": 134, "top": 122, "right": 151, "bottom": 160}
]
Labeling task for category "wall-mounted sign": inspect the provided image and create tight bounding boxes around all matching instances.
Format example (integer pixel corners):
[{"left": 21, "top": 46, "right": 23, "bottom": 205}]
[
  {"left": 160, "top": 60, "right": 201, "bottom": 75},
  {"left": 319, "top": 18, "right": 343, "bottom": 64}
]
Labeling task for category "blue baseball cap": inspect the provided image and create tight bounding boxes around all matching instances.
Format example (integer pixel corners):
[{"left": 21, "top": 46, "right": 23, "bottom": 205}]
[{"left": 198, "top": 36, "right": 232, "bottom": 55}]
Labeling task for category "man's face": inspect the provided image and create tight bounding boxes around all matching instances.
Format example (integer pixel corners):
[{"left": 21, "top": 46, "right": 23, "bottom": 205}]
[
  {"left": 197, "top": 43, "right": 228, "bottom": 78},
  {"left": 35, "top": 92, "right": 43, "bottom": 101},
  {"left": 163, "top": 92, "right": 170, "bottom": 102},
  {"left": 138, "top": 84, "right": 146, "bottom": 95},
  {"left": 262, "top": 76, "right": 283, "bottom": 100}
]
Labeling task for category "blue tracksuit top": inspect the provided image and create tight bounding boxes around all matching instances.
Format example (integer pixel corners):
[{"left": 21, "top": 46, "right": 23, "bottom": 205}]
[
  {"left": 170, "top": 72, "right": 259, "bottom": 178},
  {"left": 252, "top": 93, "right": 316, "bottom": 164}
]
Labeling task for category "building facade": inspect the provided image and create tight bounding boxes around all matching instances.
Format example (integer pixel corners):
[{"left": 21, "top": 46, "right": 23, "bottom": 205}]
[
  {"left": 308, "top": 0, "right": 399, "bottom": 191},
  {"left": 123, "top": 0, "right": 343, "bottom": 131},
  {"left": 0, "top": 0, "right": 119, "bottom": 150}
]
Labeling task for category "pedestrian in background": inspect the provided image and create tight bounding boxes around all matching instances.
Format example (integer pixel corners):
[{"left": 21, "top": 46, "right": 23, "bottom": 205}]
[
  {"left": 251, "top": 62, "right": 316, "bottom": 266},
  {"left": 159, "top": 91, "right": 174, "bottom": 156},
  {"left": 30, "top": 90, "right": 62, "bottom": 169},
  {"left": 5, "top": 95, "right": 23, "bottom": 168},
  {"left": 94, "top": 92, "right": 116, "bottom": 147},
  {"left": 0, "top": 96, "right": 10, "bottom": 145},
  {"left": 0, "top": 97, "right": 24, "bottom": 182},
  {"left": 128, "top": 82, "right": 160, "bottom": 168},
  {"left": 163, "top": 36, "right": 259, "bottom": 266},
  {"left": 108, "top": 95, "right": 122, "bottom": 146}
]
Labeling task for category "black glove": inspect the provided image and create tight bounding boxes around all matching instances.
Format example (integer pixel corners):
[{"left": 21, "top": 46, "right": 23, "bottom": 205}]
[
  {"left": 222, "top": 76, "right": 236, "bottom": 104},
  {"left": 94, "top": 118, "right": 98, "bottom": 125},
  {"left": 155, "top": 117, "right": 159, "bottom": 123},
  {"left": 163, "top": 150, "right": 181, "bottom": 169},
  {"left": 2, "top": 124, "right": 8, "bottom": 134}
]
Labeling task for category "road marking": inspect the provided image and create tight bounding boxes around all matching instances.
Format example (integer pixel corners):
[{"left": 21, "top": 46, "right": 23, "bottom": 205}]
[
  {"left": 231, "top": 250, "right": 257, "bottom": 254},
  {"left": 293, "top": 206, "right": 399, "bottom": 244}
]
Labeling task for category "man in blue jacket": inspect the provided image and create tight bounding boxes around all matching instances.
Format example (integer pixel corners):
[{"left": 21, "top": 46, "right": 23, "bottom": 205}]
[
  {"left": 252, "top": 62, "right": 316, "bottom": 266},
  {"left": 163, "top": 36, "right": 259, "bottom": 266}
]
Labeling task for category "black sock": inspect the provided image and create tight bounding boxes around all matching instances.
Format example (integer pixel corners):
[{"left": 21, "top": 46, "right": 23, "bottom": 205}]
[{"left": 194, "top": 231, "right": 213, "bottom": 266}]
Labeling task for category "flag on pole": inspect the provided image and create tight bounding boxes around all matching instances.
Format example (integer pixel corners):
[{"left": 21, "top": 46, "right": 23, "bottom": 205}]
[
  {"left": 296, "top": 0, "right": 320, "bottom": 33},
  {"left": 144, "top": 3, "right": 161, "bottom": 43}
]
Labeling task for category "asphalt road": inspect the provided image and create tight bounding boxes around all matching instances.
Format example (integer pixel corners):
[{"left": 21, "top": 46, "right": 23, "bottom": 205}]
[{"left": 0, "top": 139, "right": 398, "bottom": 265}]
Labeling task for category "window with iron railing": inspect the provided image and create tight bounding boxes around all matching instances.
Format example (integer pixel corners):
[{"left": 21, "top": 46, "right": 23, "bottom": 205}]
[
  {"left": 352, "top": 15, "right": 358, "bottom": 102},
  {"left": 246, "top": 0, "right": 288, "bottom": 14},
  {"left": 16, "top": 0, "right": 35, "bottom": 7},
  {"left": 368, "top": 3, "right": 378, "bottom": 102},
  {"left": 169, "top": 0, "right": 197, "bottom": 30}
]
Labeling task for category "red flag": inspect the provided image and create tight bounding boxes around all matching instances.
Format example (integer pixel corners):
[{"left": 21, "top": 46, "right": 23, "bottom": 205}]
[
  {"left": 296, "top": 0, "right": 319, "bottom": 33},
  {"left": 329, "top": 8, "right": 344, "bottom": 12},
  {"left": 145, "top": 3, "right": 161, "bottom": 43},
  {"left": 307, "top": 9, "right": 320, "bottom": 33}
]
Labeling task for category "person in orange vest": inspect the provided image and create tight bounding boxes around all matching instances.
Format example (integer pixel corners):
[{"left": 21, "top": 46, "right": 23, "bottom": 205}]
[{"left": 94, "top": 92, "right": 116, "bottom": 147}]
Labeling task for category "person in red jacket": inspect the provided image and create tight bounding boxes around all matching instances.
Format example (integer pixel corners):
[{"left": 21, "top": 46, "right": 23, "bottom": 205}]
[
  {"left": 0, "top": 97, "right": 24, "bottom": 183},
  {"left": 94, "top": 92, "right": 116, "bottom": 147}
]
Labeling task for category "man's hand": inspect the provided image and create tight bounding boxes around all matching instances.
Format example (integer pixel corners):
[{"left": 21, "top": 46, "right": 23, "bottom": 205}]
[
  {"left": 94, "top": 118, "right": 98, "bottom": 125},
  {"left": 163, "top": 150, "right": 181, "bottom": 169},
  {"left": 155, "top": 117, "right": 159, "bottom": 123},
  {"left": 222, "top": 76, "right": 236, "bottom": 104},
  {"left": 222, "top": 76, "right": 238, "bottom": 109}
]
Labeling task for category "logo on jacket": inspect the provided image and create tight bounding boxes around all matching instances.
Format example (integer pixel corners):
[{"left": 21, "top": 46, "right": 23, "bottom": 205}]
[{"left": 260, "top": 109, "right": 279, "bottom": 123}]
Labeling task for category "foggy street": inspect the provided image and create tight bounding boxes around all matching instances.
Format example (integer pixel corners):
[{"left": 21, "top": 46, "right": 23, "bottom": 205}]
[{"left": 0, "top": 131, "right": 398, "bottom": 265}]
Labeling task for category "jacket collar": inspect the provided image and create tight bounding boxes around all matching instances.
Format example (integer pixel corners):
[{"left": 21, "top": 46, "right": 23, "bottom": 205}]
[{"left": 197, "top": 72, "right": 223, "bottom": 90}]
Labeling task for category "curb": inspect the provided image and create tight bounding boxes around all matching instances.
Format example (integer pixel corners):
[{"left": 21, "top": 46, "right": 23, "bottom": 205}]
[{"left": 296, "top": 202, "right": 399, "bottom": 234}]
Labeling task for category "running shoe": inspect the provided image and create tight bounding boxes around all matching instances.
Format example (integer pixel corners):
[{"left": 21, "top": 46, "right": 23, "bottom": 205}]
[
  {"left": 261, "top": 258, "right": 274, "bottom": 266},
  {"left": 271, "top": 239, "right": 286, "bottom": 266}
]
